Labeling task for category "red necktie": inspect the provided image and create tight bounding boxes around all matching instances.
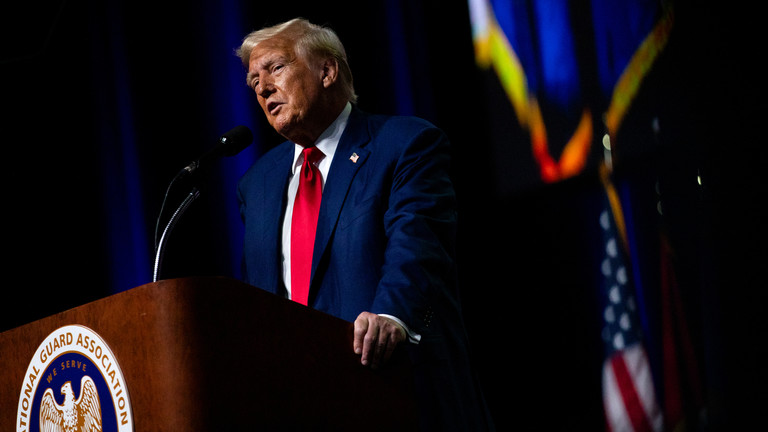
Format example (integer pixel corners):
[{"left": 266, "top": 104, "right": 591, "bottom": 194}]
[{"left": 291, "top": 146, "right": 323, "bottom": 305}]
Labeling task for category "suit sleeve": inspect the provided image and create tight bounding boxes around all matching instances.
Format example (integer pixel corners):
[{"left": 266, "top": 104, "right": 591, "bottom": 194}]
[{"left": 371, "top": 124, "right": 460, "bottom": 337}]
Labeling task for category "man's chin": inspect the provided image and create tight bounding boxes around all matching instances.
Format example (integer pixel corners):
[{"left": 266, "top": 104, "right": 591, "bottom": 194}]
[
  {"left": 272, "top": 123, "right": 303, "bottom": 144},
  {"left": 268, "top": 114, "right": 315, "bottom": 145},
  {"left": 268, "top": 117, "right": 293, "bottom": 137}
]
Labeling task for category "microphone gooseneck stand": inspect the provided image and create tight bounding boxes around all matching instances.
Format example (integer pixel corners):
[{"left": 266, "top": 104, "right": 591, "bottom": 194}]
[{"left": 153, "top": 186, "right": 201, "bottom": 282}]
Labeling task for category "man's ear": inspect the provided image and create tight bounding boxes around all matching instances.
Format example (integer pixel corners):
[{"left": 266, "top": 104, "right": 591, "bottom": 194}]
[{"left": 321, "top": 57, "right": 340, "bottom": 88}]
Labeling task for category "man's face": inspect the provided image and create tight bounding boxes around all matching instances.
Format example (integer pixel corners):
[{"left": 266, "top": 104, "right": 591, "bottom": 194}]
[{"left": 247, "top": 37, "right": 326, "bottom": 145}]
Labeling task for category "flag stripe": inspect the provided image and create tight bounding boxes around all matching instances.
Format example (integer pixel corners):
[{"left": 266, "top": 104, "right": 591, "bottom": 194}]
[
  {"left": 603, "top": 360, "right": 632, "bottom": 432},
  {"left": 612, "top": 353, "right": 655, "bottom": 432}
]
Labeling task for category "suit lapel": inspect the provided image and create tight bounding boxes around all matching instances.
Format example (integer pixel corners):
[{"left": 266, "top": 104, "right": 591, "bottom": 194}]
[{"left": 311, "top": 108, "right": 371, "bottom": 286}]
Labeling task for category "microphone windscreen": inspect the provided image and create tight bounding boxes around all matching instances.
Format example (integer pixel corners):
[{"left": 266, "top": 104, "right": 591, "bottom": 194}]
[{"left": 219, "top": 125, "right": 254, "bottom": 156}]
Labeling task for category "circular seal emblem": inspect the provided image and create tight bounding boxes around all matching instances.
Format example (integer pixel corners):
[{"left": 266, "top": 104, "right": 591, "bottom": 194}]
[{"left": 16, "top": 325, "right": 134, "bottom": 432}]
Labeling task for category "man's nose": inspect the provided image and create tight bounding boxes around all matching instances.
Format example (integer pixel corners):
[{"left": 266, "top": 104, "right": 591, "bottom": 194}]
[{"left": 256, "top": 78, "right": 275, "bottom": 98}]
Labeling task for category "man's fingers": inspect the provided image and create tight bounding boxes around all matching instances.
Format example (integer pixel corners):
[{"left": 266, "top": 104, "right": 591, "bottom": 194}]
[
  {"left": 372, "top": 328, "right": 396, "bottom": 368},
  {"left": 355, "top": 313, "right": 379, "bottom": 366},
  {"left": 354, "top": 312, "right": 407, "bottom": 369},
  {"left": 363, "top": 325, "right": 379, "bottom": 367},
  {"left": 353, "top": 313, "right": 371, "bottom": 355},
  {"left": 381, "top": 328, "right": 399, "bottom": 363},
  {"left": 372, "top": 332, "right": 386, "bottom": 368}
]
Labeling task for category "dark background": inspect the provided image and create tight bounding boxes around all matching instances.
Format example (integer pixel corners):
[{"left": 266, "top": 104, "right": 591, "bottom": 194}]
[{"left": 1, "top": 1, "right": 764, "bottom": 430}]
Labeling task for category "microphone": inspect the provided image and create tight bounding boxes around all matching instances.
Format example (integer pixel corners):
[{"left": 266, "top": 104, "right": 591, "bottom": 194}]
[
  {"left": 180, "top": 125, "right": 253, "bottom": 176},
  {"left": 153, "top": 125, "right": 254, "bottom": 269}
]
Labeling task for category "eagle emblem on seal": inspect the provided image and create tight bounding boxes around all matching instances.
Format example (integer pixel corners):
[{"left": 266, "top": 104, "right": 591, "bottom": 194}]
[{"left": 39, "top": 376, "right": 102, "bottom": 432}]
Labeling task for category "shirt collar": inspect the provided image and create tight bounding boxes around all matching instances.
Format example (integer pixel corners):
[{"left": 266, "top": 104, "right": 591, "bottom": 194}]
[{"left": 291, "top": 102, "right": 352, "bottom": 174}]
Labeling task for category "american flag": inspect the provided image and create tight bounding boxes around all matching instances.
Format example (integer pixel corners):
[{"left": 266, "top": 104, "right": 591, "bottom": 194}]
[{"left": 598, "top": 191, "right": 663, "bottom": 432}]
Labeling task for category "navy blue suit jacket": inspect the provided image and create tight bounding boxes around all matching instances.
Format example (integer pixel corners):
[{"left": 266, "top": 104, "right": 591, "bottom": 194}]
[{"left": 238, "top": 107, "right": 493, "bottom": 431}]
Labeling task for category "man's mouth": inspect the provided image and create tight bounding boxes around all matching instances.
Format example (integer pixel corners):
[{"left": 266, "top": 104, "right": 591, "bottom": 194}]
[{"left": 267, "top": 101, "right": 282, "bottom": 116}]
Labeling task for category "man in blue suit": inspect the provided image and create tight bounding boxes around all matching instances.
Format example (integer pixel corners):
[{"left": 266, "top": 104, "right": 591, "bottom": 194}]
[{"left": 236, "top": 18, "right": 494, "bottom": 431}]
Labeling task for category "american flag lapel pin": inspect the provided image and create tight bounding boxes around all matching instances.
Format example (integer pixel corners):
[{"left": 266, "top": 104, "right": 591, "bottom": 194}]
[{"left": 349, "top": 152, "right": 359, "bottom": 163}]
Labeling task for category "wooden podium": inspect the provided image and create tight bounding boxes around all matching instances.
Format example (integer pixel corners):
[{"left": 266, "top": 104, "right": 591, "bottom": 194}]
[{"left": 0, "top": 277, "right": 418, "bottom": 430}]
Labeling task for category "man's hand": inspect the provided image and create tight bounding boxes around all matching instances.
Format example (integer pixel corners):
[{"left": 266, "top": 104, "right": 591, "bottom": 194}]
[{"left": 353, "top": 312, "right": 406, "bottom": 369}]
